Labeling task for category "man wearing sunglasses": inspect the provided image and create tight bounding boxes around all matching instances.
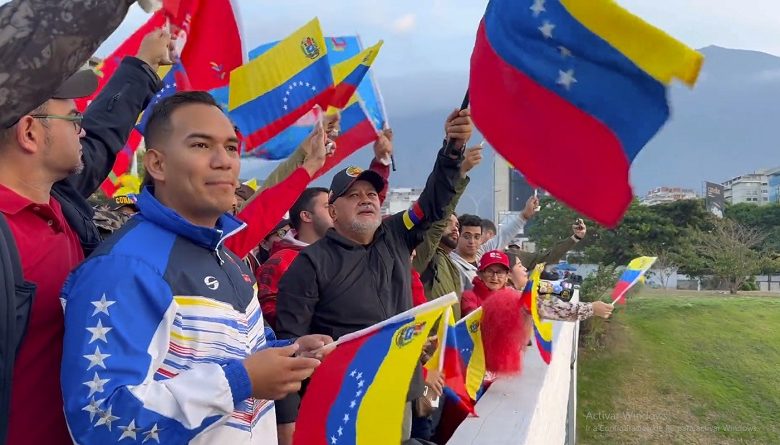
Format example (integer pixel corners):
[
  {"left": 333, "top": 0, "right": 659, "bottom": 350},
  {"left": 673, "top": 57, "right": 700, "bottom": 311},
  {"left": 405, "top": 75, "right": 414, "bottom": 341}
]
[{"left": 0, "top": 30, "right": 171, "bottom": 445}]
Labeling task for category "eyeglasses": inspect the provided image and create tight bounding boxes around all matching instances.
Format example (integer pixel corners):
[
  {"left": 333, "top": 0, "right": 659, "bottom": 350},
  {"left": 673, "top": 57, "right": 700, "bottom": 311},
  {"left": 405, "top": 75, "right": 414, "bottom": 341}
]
[
  {"left": 275, "top": 228, "right": 289, "bottom": 239},
  {"left": 29, "top": 113, "right": 84, "bottom": 133},
  {"left": 483, "top": 269, "right": 508, "bottom": 277}
]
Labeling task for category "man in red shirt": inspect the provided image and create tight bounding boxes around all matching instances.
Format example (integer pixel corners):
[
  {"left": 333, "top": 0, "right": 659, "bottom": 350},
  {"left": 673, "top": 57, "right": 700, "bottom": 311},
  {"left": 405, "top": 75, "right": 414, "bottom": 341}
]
[
  {"left": 0, "top": 31, "right": 172, "bottom": 445},
  {"left": 0, "top": 72, "right": 92, "bottom": 445}
]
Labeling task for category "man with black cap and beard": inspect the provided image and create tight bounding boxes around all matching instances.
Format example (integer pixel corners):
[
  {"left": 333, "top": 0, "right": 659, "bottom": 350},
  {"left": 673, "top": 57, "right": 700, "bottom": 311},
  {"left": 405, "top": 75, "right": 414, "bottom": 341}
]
[{"left": 275, "top": 109, "right": 472, "bottom": 440}]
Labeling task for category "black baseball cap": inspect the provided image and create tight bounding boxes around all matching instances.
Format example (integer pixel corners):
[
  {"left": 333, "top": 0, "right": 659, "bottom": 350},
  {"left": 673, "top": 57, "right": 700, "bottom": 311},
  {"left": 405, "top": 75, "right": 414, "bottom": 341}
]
[
  {"left": 328, "top": 166, "right": 385, "bottom": 204},
  {"left": 4, "top": 69, "right": 98, "bottom": 128},
  {"left": 52, "top": 69, "right": 99, "bottom": 100}
]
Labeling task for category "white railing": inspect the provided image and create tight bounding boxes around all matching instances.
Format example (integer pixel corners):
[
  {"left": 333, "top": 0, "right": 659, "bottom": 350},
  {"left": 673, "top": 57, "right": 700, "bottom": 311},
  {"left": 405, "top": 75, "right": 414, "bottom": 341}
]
[{"left": 448, "top": 291, "right": 581, "bottom": 445}]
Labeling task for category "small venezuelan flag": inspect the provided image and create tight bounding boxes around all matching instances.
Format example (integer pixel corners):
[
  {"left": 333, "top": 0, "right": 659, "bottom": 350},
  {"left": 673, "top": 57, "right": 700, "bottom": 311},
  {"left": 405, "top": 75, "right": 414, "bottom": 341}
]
[
  {"left": 527, "top": 264, "right": 553, "bottom": 364},
  {"left": 313, "top": 96, "right": 379, "bottom": 179},
  {"left": 330, "top": 40, "right": 383, "bottom": 109},
  {"left": 611, "top": 256, "right": 657, "bottom": 305},
  {"left": 452, "top": 307, "right": 486, "bottom": 401},
  {"left": 294, "top": 295, "right": 457, "bottom": 445}
]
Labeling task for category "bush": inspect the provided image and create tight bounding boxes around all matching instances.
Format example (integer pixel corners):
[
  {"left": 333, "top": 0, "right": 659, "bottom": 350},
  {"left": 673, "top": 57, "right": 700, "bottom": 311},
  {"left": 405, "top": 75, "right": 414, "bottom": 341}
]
[
  {"left": 739, "top": 276, "right": 759, "bottom": 291},
  {"left": 579, "top": 264, "right": 618, "bottom": 350},
  {"left": 579, "top": 264, "right": 618, "bottom": 303}
]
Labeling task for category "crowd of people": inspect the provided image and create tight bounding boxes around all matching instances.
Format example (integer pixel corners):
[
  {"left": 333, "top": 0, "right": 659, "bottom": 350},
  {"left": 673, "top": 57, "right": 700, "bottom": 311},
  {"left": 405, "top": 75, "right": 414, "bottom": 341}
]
[{"left": 0, "top": 2, "right": 614, "bottom": 444}]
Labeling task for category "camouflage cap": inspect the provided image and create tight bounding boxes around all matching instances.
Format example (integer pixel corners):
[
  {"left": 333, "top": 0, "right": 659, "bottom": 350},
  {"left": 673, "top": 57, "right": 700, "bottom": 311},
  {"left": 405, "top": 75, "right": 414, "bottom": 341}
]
[{"left": 92, "top": 205, "right": 133, "bottom": 238}]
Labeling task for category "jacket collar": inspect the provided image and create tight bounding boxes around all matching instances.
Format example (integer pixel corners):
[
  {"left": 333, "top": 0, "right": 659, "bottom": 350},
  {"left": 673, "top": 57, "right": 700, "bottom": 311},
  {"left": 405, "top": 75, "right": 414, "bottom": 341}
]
[
  {"left": 471, "top": 277, "right": 494, "bottom": 299},
  {"left": 449, "top": 251, "right": 478, "bottom": 271},
  {"left": 136, "top": 187, "right": 246, "bottom": 251}
]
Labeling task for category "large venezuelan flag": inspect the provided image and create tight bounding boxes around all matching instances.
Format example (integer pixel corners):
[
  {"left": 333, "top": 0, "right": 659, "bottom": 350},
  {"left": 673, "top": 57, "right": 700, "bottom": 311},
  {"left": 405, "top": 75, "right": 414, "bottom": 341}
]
[
  {"left": 527, "top": 264, "right": 553, "bottom": 364},
  {"left": 470, "top": 0, "right": 703, "bottom": 227},
  {"left": 611, "top": 256, "right": 657, "bottom": 305},
  {"left": 229, "top": 18, "right": 334, "bottom": 151},
  {"left": 294, "top": 295, "right": 456, "bottom": 445}
]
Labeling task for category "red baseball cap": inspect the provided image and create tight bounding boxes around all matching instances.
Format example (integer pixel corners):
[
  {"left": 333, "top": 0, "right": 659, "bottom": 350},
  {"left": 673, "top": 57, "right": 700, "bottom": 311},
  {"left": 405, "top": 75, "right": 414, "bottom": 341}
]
[{"left": 479, "top": 250, "right": 510, "bottom": 272}]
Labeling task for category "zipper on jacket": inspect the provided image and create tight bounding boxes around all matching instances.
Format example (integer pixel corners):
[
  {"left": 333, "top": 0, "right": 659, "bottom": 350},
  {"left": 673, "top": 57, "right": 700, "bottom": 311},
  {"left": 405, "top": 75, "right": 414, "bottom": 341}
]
[
  {"left": 213, "top": 250, "right": 225, "bottom": 266},
  {"left": 106, "top": 83, "right": 128, "bottom": 111}
]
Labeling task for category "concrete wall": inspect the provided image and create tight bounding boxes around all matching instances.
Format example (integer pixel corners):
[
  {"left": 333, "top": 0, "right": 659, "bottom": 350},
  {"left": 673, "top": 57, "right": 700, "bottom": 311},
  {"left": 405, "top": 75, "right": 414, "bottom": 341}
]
[{"left": 448, "top": 292, "right": 580, "bottom": 444}]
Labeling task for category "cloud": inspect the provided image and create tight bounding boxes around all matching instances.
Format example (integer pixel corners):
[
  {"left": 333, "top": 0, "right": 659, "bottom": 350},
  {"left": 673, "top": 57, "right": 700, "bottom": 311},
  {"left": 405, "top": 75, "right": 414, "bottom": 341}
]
[{"left": 391, "top": 13, "right": 416, "bottom": 34}]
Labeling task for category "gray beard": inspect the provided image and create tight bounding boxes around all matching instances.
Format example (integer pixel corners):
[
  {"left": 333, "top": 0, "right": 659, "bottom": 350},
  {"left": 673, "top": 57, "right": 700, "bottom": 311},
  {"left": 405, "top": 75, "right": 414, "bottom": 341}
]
[
  {"left": 350, "top": 218, "right": 381, "bottom": 234},
  {"left": 69, "top": 160, "right": 84, "bottom": 176}
]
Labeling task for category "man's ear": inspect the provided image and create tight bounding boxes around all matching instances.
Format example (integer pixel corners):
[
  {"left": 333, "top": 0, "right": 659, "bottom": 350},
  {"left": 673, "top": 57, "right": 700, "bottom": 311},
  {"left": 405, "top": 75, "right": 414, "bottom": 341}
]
[
  {"left": 144, "top": 148, "right": 166, "bottom": 183},
  {"left": 15, "top": 116, "right": 43, "bottom": 154}
]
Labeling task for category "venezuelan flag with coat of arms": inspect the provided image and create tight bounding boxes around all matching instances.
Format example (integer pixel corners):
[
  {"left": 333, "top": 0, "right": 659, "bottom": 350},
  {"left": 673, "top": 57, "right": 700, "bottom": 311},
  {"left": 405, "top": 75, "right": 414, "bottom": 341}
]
[
  {"left": 453, "top": 307, "right": 486, "bottom": 401},
  {"left": 294, "top": 294, "right": 457, "bottom": 445},
  {"left": 229, "top": 18, "right": 334, "bottom": 151},
  {"left": 470, "top": 0, "right": 703, "bottom": 227}
]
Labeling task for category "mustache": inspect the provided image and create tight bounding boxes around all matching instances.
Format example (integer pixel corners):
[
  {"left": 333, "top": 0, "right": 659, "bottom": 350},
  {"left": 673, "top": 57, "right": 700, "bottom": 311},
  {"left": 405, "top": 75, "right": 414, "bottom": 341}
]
[{"left": 357, "top": 203, "right": 378, "bottom": 212}]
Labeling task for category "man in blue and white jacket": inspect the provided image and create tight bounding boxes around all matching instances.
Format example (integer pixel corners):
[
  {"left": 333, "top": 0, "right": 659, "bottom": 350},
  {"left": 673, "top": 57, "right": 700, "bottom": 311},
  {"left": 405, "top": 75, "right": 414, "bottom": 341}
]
[{"left": 60, "top": 91, "right": 332, "bottom": 444}]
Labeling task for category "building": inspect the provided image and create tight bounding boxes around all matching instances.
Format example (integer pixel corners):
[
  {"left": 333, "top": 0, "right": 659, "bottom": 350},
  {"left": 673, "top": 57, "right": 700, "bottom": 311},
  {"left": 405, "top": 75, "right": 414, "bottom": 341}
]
[
  {"left": 493, "top": 153, "right": 547, "bottom": 222},
  {"left": 768, "top": 169, "right": 780, "bottom": 204},
  {"left": 381, "top": 187, "right": 422, "bottom": 216},
  {"left": 721, "top": 167, "right": 780, "bottom": 205},
  {"left": 639, "top": 187, "right": 698, "bottom": 206}
]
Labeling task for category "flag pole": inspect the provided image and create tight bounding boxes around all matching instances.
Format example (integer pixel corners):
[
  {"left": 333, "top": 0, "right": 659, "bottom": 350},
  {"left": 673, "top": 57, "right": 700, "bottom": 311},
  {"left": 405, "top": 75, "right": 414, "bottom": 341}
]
[{"left": 445, "top": 91, "right": 470, "bottom": 158}]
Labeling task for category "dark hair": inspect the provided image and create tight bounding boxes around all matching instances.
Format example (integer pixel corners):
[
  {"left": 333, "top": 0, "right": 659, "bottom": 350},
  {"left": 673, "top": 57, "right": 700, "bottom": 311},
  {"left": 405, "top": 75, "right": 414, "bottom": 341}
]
[
  {"left": 458, "top": 214, "right": 482, "bottom": 230},
  {"left": 144, "top": 91, "right": 221, "bottom": 149},
  {"left": 481, "top": 219, "right": 497, "bottom": 234},
  {"left": 289, "top": 187, "right": 329, "bottom": 230}
]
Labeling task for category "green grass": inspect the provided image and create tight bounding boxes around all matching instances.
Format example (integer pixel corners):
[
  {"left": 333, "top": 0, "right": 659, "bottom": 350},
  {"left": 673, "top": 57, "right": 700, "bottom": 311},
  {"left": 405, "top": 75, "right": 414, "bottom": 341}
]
[{"left": 577, "top": 291, "right": 780, "bottom": 445}]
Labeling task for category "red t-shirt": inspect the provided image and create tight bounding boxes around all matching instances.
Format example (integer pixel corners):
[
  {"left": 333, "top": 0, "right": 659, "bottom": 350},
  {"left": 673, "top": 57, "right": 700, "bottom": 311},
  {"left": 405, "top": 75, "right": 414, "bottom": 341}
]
[{"left": 0, "top": 184, "right": 84, "bottom": 445}]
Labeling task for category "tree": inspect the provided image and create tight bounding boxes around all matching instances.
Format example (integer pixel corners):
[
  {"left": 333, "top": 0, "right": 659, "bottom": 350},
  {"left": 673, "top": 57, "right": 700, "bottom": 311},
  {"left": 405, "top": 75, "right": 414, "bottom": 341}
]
[
  {"left": 694, "top": 219, "right": 768, "bottom": 294},
  {"left": 649, "top": 248, "right": 677, "bottom": 290}
]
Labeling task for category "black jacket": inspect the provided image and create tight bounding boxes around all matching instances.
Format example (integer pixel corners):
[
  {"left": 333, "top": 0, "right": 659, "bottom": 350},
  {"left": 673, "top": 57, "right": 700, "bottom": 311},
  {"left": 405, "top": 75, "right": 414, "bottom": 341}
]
[
  {"left": 0, "top": 57, "right": 159, "bottom": 443},
  {"left": 0, "top": 215, "right": 35, "bottom": 443},
  {"left": 53, "top": 56, "right": 161, "bottom": 257},
  {"left": 276, "top": 144, "right": 462, "bottom": 400}
]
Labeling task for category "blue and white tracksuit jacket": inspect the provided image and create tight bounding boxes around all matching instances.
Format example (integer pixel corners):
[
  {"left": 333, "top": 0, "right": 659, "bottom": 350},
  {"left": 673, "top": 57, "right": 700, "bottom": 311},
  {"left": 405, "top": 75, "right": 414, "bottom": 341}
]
[{"left": 60, "top": 189, "right": 291, "bottom": 444}]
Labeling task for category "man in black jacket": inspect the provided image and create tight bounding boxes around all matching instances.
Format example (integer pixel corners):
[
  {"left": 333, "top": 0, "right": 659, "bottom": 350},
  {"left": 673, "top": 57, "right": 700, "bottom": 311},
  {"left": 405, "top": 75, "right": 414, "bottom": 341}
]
[
  {"left": 0, "top": 30, "right": 168, "bottom": 445},
  {"left": 275, "top": 108, "right": 472, "bottom": 440}
]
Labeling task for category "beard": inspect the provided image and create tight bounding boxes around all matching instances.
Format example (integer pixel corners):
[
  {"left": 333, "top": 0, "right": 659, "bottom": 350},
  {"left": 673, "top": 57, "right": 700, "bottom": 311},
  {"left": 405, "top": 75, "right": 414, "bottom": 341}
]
[
  {"left": 350, "top": 215, "right": 381, "bottom": 234},
  {"left": 440, "top": 232, "right": 459, "bottom": 249},
  {"left": 69, "top": 158, "right": 84, "bottom": 175}
]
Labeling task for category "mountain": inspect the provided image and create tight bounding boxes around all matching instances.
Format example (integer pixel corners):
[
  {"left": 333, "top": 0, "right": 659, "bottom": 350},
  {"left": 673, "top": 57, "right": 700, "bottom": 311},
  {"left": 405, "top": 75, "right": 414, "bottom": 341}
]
[
  {"left": 631, "top": 45, "right": 780, "bottom": 194},
  {"left": 242, "top": 46, "right": 780, "bottom": 219}
]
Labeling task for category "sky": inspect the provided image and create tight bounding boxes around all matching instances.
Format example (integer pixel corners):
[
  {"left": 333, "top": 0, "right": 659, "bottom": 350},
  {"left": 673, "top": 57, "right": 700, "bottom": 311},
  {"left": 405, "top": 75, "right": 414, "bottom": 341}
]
[{"left": 96, "top": 0, "right": 780, "bottom": 79}]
